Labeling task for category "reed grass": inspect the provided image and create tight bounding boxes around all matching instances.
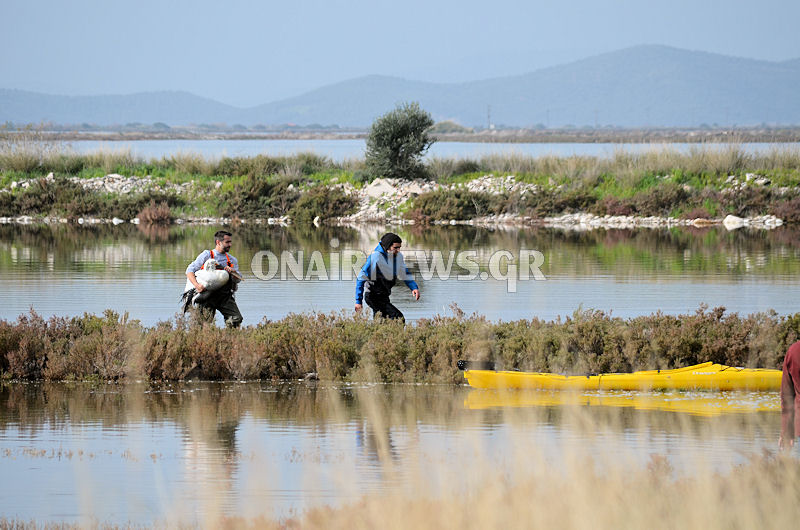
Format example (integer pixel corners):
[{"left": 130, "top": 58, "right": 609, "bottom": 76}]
[
  {"left": 430, "top": 145, "right": 800, "bottom": 186},
  {"left": 1, "top": 306, "right": 797, "bottom": 382}
]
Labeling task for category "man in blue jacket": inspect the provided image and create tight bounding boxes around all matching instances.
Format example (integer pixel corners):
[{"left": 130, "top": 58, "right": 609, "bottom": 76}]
[{"left": 355, "top": 232, "right": 420, "bottom": 321}]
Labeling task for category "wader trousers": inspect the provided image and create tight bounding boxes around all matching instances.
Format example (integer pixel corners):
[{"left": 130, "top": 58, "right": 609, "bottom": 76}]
[
  {"left": 365, "top": 292, "right": 404, "bottom": 322},
  {"left": 197, "top": 286, "right": 243, "bottom": 328}
]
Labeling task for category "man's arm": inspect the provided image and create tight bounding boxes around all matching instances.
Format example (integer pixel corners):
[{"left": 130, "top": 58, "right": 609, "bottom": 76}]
[
  {"left": 186, "top": 251, "right": 210, "bottom": 291},
  {"left": 355, "top": 254, "right": 374, "bottom": 310},
  {"left": 399, "top": 255, "right": 419, "bottom": 299},
  {"left": 186, "top": 271, "right": 205, "bottom": 292}
]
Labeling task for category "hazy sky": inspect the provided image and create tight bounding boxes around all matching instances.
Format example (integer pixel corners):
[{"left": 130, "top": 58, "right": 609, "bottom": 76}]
[{"left": 2, "top": 0, "right": 799, "bottom": 107}]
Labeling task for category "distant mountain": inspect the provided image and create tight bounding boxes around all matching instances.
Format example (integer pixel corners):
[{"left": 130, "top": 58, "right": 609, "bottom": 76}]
[
  {"left": 3, "top": 45, "right": 800, "bottom": 128},
  {"left": 781, "top": 58, "right": 800, "bottom": 70},
  {"left": 0, "top": 89, "right": 237, "bottom": 126}
]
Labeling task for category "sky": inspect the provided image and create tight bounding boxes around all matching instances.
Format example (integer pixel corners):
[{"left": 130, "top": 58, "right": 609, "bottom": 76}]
[{"left": 1, "top": 0, "right": 799, "bottom": 108}]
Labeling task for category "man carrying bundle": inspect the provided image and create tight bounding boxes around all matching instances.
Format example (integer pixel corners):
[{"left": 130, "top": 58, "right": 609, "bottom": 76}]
[
  {"left": 184, "top": 230, "right": 243, "bottom": 328},
  {"left": 355, "top": 232, "right": 419, "bottom": 322}
]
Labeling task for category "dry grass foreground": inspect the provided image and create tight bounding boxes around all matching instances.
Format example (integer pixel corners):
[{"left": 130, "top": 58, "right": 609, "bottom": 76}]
[
  {"left": 0, "top": 392, "right": 798, "bottom": 530},
  {"left": 4, "top": 458, "right": 798, "bottom": 529}
]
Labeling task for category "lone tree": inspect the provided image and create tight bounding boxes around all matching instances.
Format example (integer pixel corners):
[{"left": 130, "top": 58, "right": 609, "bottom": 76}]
[{"left": 365, "top": 102, "right": 435, "bottom": 180}]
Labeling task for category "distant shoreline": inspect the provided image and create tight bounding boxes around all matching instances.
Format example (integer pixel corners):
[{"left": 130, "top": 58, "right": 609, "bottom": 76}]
[{"left": 23, "top": 127, "right": 800, "bottom": 144}]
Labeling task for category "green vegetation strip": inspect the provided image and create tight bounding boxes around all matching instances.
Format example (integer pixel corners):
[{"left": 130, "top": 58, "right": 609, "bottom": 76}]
[
  {"left": 3, "top": 140, "right": 800, "bottom": 222},
  {"left": 2, "top": 307, "right": 798, "bottom": 382}
]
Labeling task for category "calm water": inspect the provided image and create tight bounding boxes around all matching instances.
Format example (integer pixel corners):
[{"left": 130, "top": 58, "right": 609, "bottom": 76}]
[
  {"left": 65, "top": 139, "right": 800, "bottom": 161},
  {"left": 2, "top": 222, "right": 793, "bottom": 524},
  {"left": 0, "top": 382, "right": 781, "bottom": 525},
  {"left": 2, "top": 223, "right": 800, "bottom": 326}
]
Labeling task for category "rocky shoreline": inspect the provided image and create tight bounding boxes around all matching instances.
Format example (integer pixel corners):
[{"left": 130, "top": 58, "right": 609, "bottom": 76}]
[{"left": 0, "top": 172, "right": 787, "bottom": 231}]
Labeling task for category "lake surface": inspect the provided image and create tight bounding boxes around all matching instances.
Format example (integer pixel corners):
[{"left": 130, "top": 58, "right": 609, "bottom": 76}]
[
  {"left": 64, "top": 139, "right": 800, "bottom": 162},
  {"left": 0, "top": 382, "right": 781, "bottom": 525},
  {"left": 3, "top": 223, "right": 800, "bottom": 326},
  {"left": 2, "top": 221, "right": 795, "bottom": 525}
]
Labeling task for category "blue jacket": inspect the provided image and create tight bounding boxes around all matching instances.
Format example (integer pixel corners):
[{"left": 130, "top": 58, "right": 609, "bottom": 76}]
[{"left": 355, "top": 243, "right": 418, "bottom": 304}]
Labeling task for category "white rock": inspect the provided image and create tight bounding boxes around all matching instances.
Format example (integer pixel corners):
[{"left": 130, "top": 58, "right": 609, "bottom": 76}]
[
  {"left": 364, "top": 178, "right": 397, "bottom": 198},
  {"left": 405, "top": 181, "right": 426, "bottom": 195},
  {"left": 722, "top": 214, "right": 745, "bottom": 230}
]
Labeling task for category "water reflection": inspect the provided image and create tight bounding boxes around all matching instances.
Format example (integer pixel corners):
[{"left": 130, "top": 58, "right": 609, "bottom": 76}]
[
  {"left": 464, "top": 389, "right": 780, "bottom": 416},
  {"left": 0, "top": 382, "right": 782, "bottom": 525},
  {"left": 2, "top": 223, "right": 800, "bottom": 324}
]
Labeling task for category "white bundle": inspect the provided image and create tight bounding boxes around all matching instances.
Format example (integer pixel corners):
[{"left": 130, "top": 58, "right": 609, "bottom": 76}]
[{"left": 184, "top": 258, "right": 229, "bottom": 293}]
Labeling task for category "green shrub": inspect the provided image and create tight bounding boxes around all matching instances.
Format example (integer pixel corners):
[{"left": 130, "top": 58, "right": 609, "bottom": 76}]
[
  {"left": 290, "top": 185, "right": 358, "bottom": 224},
  {"left": 408, "top": 189, "right": 495, "bottom": 221},
  {"left": 217, "top": 175, "right": 302, "bottom": 218},
  {"left": 365, "top": 102, "right": 435, "bottom": 180}
]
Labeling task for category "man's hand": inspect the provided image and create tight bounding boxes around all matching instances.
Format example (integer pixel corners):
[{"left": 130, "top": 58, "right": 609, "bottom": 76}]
[
  {"left": 224, "top": 265, "right": 241, "bottom": 280},
  {"left": 411, "top": 289, "right": 420, "bottom": 301},
  {"left": 187, "top": 272, "right": 204, "bottom": 292},
  {"left": 355, "top": 304, "right": 363, "bottom": 312}
]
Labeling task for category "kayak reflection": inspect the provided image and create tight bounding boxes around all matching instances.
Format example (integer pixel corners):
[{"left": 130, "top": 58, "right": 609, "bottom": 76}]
[{"left": 464, "top": 389, "right": 780, "bottom": 417}]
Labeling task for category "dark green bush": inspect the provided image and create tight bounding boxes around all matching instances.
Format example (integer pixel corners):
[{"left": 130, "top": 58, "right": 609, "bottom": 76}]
[
  {"left": 218, "top": 175, "right": 303, "bottom": 218},
  {"left": 408, "top": 189, "right": 495, "bottom": 221},
  {"left": 365, "top": 102, "right": 435, "bottom": 180},
  {"left": 290, "top": 185, "right": 358, "bottom": 224}
]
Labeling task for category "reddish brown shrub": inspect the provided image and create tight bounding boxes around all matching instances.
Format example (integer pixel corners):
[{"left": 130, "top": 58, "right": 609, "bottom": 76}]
[{"left": 137, "top": 200, "right": 172, "bottom": 225}]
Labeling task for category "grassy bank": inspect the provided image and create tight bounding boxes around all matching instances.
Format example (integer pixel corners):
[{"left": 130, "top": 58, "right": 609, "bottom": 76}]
[
  {"left": 415, "top": 147, "right": 800, "bottom": 222},
  {"left": 2, "top": 139, "right": 800, "bottom": 222},
  {"left": 1, "top": 306, "right": 798, "bottom": 382}
]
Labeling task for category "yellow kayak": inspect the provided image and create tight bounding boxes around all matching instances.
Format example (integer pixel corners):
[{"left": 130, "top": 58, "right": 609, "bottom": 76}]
[{"left": 460, "top": 361, "right": 782, "bottom": 391}]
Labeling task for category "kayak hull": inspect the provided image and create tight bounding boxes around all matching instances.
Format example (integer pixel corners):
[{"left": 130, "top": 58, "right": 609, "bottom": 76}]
[{"left": 463, "top": 362, "right": 782, "bottom": 391}]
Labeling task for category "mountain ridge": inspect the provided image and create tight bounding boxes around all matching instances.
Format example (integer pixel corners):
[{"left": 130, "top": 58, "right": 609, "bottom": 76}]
[{"left": 2, "top": 45, "right": 798, "bottom": 127}]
